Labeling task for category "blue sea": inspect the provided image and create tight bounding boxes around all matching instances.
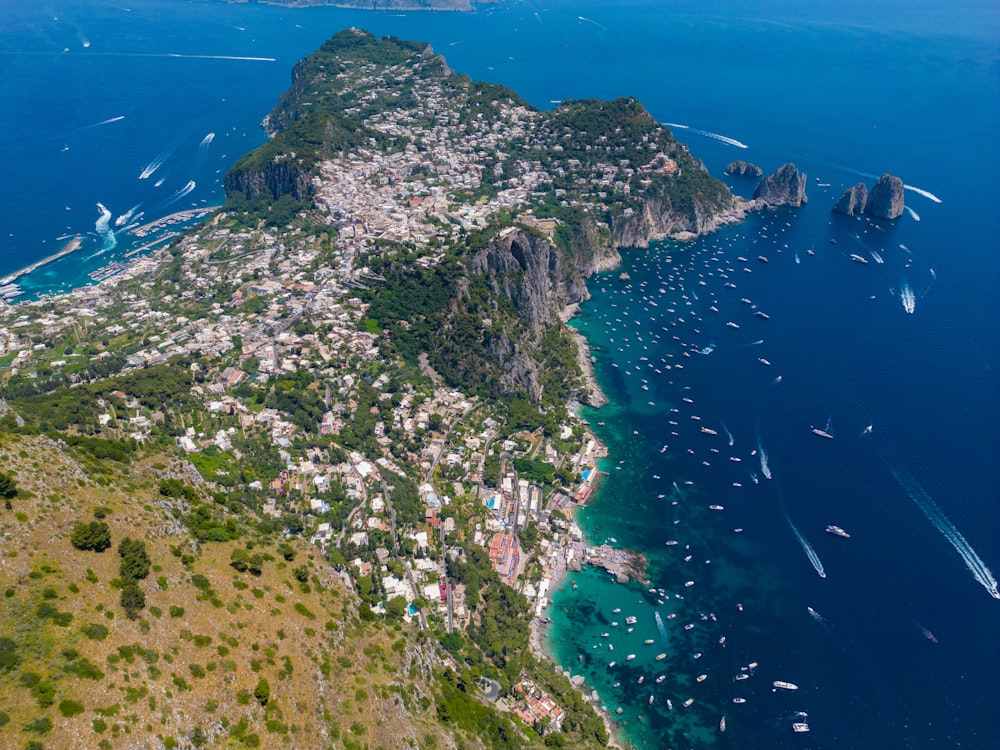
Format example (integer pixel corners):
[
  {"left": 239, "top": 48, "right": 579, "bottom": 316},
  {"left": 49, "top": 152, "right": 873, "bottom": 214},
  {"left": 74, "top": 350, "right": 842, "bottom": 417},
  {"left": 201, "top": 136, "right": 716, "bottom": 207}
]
[{"left": 2, "top": 1, "right": 998, "bottom": 747}]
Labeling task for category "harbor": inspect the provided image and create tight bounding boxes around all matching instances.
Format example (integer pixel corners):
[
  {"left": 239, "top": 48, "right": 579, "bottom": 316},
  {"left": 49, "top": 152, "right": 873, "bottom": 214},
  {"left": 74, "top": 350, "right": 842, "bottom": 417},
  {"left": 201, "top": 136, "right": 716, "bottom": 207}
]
[{"left": 0, "top": 235, "right": 82, "bottom": 289}]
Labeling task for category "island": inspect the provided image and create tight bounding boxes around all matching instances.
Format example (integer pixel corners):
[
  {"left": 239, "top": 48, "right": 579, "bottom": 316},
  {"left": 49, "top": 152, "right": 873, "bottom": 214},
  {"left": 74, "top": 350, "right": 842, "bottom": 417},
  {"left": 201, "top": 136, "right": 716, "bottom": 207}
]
[{"left": 0, "top": 29, "right": 752, "bottom": 750}]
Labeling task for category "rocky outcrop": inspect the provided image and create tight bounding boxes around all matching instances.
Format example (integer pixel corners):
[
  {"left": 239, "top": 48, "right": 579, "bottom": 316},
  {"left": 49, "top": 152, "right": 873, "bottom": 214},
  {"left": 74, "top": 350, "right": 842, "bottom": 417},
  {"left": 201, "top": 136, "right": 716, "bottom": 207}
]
[
  {"left": 725, "top": 160, "right": 763, "bottom": 178},
  {"left": 832, "top": 182, "right": 868, "bottom": 216},
  {"left": 753, "top": 163, "right": 807, "bottom": 207},
  {"left": 470, "top": 229, "right": 569, "bottom": 336},
  {"left": 224, "top": 158, "right": 313, "bottom": 202},
  {"left": 865, "top": 173, "right": 905, "bottom": 219},
  {"left": 611, "top": 192, "right": 750, "bottom": 248}
]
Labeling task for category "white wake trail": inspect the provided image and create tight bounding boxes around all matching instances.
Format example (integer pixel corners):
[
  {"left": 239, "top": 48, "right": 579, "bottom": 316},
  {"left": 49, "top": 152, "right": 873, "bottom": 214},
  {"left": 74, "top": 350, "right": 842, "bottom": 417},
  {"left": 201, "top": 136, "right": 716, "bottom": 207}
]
[
  {"left": 900, "top": 278, "right": 916, "bottom": 314},
  {"left": 903, "top": 185, "right": 942, "bottom": 203},
  {"left": 887, "top": 462, "right": 999, "bottom": 600},
  {"left": 786, "top": 512, "right": 826, "bottom": 578},
  {"left": 719, "top": 419, "right": 734, "bottom": 447},
  {"left": 757, "top": 433, "right": 772, "bottom": 480},
  {"left": 94, "top": 202, "right": 118, "bottom": 253},
  {"left": 665, "top": 123, "right": 748, "bottom": 149},
  {"left": 904, "top": 205, "right": 920, "bottom": 221}
]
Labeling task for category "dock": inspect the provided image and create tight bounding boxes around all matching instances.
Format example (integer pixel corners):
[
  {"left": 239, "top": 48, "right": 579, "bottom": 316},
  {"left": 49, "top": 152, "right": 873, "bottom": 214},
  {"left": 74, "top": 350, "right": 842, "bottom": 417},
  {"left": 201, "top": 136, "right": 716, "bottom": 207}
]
[{"left": 0, "top": 236, "right": 83, "bottom": 286}]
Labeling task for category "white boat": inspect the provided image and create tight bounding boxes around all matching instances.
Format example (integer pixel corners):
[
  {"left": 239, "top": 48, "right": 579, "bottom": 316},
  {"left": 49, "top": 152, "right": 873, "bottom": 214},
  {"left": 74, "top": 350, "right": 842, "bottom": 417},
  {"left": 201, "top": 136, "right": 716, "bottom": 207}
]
[
  {"left": 625, "top": 616, "right": 637, "bottom": 625},
  {"left": 626, "top": 654, "right": 636, "bottom": 661},
  {"left": 709, "top": 504, "right": 724, "bottom": 511},
  {"left": 655, "top": 675, "right": 666, "bottom": 683},
  {"left": 793, "top": 722, "right": 810, "bottom": 733},
  {"left": 644, "top": 639, "right": 655, "bottom": 645},
  {"left": 656, "top": 653, "right": 666, "bottom": 661},
  {"left": 826, "top": 524, "right": 850, "bottom": 538},
  {"left": 720, "top": 716, "right": 726, "bottom": 733},
  {"left": 732, "top": 697, "right": 746, "bottom": 704},
  {"left": 726, "top": 321, "right": 740, "bottom": 329},
  {"left": 696, "top": 674, "right": 707, "bottom": 682},
  {"left": 773, "top": 680, "right": 799, "bottom": 691},
  {"left": 609, "top": 661, "right": 616, "bottom": 668},
  {"left": 683, "top": 698, "right": 694, "bottom": 708}
]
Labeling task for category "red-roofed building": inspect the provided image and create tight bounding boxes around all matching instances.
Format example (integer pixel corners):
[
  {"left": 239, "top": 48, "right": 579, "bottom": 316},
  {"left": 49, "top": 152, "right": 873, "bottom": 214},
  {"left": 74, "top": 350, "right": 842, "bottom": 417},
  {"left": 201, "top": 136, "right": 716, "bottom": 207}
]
[
  {"left": 513, "top": 678, "right": 566, "bottom": 733},
  {"left": 487, "top": 532, "right": 520, "bottom": 586}
]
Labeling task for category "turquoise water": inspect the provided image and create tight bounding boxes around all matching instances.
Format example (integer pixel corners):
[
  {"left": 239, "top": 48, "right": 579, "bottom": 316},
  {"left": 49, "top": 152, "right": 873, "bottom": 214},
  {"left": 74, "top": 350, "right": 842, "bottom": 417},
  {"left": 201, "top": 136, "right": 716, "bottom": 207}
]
[{"left": 2, "top": 2, "right": 998, "bottom": 747}]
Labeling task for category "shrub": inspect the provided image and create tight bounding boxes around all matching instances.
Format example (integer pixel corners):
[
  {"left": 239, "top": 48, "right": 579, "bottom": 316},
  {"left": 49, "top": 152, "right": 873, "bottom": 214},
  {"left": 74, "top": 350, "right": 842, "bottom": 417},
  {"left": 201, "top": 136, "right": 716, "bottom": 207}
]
[
  {"left": 0, "top": 637, "right": 19, "bottom": 672},
  {"left": 169, "top": 605, "right": 185, "bottom": 618},
  {"left": 59, "top": 698, "right": 85, "bottom": 717},
  {"left": 23, "top": 716, "right": 52, "bottom": 734},
  {"left": 82, "top": 623, "right": 109, "bottom": 641},
  {"left": 0, "top": 473, "right": 17, "bottom": 499},
  {"left": 62, "top": 657, "right": 104, "bottom": 680},
  {"left": 121, "top": 582, "right": 146, "bottom": 619},
  {"left": 70, "top": 521, "right": 111, "bottom": 552},
  {"left": 118, "top": 537, "right": 151, "bottom": 581},
  {"left": 253, "top": 678, "right": 270, "bottom": 706}
]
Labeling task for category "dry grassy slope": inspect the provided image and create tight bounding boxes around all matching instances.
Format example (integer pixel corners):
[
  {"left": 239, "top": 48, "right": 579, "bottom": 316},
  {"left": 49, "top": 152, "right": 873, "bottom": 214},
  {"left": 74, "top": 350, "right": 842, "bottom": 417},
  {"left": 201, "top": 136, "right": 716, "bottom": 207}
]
[{"left": 0, "top": 434, "right": 495, "bottom": 750}]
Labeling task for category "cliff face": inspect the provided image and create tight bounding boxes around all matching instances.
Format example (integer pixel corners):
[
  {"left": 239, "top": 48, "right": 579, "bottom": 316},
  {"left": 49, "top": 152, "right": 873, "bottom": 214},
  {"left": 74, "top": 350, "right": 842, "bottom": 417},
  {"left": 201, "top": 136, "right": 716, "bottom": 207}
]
[
  {"left": 612, "top": 187, "right": 747, "bottom": 247},
  {"left": 470, "top": 229, "right": 567, "bottom": 336},
  {"left": 866, "top": 173, "right": 905, "bottom": 219},
  {"left": 833, "top": 182, "right": 868, "bottom": 216},
  {"left": 753, "top": 163, "right": 807, "bottom": 207},
  {"left": 223, "top": 157, "right": 313, "bottom": 203},
  {"left": 465, "top": 227, "right": 614, "bottom": 402}
]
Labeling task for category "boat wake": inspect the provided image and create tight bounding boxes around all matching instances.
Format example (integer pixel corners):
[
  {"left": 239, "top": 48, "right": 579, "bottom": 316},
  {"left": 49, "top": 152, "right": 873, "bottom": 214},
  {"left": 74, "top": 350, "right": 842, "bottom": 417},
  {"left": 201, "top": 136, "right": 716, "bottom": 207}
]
[
  {"left": 719, "top": 419, "right": 734, "bottom": 447},
  {"left": 114, "top": 203, "right": 142, "bottom": 227},
  {"left": 157, "top": 180, "right": 196, "bottom": 209},
  {"left": 900, "top": 278, "right": 916, "bottom": 314},
  {"left": 199, "top": 132, "right": 216, "bottom": 148},
  {"left": 756, "top": 433, "right": 772, "bottom": 480},
  {"left": 886, "top": 461, "right": 999, "bottom": 600},
  {"left": 654, "top": 611, "right": 667, "bottom": 641},
  {"left": 904, "top": 205, "right": 921, "bottom": 221},
  {"left": 94, "top": 202, "right": 118, "bottom": 253},
  {"left": 807, "top": 605, "right": 826, "bottom": 624},
  {"left": 87, "top": 115, "right": 125, "bottom": 128},
  {"left": 785, "top": 511, "right": 826, "bottom": 579},
  {"left": 140, "top": 148, "right": 174, "bottom": 180},
  {"left": 665, "top": 123, "right": 748, "bottom": 149},
  {"left": 903, "top": 184, "right": 942, "bottom": 203}
]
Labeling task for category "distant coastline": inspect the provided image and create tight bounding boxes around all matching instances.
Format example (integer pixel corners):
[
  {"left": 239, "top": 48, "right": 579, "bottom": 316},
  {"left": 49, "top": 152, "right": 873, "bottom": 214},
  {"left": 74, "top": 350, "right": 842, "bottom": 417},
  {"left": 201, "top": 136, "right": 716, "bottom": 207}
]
[{"left": 232, "top": 0, "right": 498, "bottom": 12}]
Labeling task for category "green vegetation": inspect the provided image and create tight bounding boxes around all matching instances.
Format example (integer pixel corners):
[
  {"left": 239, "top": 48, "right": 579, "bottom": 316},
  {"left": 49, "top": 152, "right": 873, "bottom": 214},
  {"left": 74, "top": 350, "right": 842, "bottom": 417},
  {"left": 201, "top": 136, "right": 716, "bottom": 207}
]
[{"left": 70, "top": 521, "right": 111, "bottom": 552}]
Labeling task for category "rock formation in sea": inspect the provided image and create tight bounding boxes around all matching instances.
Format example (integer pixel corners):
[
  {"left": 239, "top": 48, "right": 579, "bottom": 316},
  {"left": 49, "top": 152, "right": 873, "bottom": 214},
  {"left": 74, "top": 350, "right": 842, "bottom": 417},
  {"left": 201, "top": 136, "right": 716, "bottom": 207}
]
[
  {"left": 865, "top": 173, "right": 905, "bottom": 219},
  {"left": 725, "top": 160, "right": 763, "bottom": 178},
  {"left": 832, "top": 182, "right": 868, "bottom": 216},
  {"left": 753, "top": 163, "right": 807, "bottom": 207}
]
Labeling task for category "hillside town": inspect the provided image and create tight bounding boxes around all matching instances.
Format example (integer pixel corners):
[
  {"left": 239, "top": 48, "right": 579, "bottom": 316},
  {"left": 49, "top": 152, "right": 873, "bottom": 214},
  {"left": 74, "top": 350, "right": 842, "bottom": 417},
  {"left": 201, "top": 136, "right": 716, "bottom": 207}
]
[{"left": 0, "top": 31, "right": 690, "bottom": 738}]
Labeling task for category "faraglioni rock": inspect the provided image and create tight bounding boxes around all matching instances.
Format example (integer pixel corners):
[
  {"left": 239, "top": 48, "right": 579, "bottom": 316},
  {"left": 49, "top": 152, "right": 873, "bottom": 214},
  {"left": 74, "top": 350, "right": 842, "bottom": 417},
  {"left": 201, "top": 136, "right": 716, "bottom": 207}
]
[
  {"left": 725, "top": 160, "right": 763, "bottom": 178},
  {"left": 833, "top": 182, "right": 868, "bottom": 216},
  {"left": 865, "top": 173, "right": 905, "bottom": 219},
  {"left": 753, "top": 163, "right": 807, "bottom": 207}
]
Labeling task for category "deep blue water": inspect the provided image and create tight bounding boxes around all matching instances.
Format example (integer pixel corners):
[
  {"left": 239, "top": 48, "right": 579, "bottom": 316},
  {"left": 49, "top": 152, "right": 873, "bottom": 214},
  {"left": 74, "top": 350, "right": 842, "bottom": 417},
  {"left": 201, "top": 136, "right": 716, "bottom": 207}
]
[{"left": 2, "top": 1, "right": 998, "bottom": 747}]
